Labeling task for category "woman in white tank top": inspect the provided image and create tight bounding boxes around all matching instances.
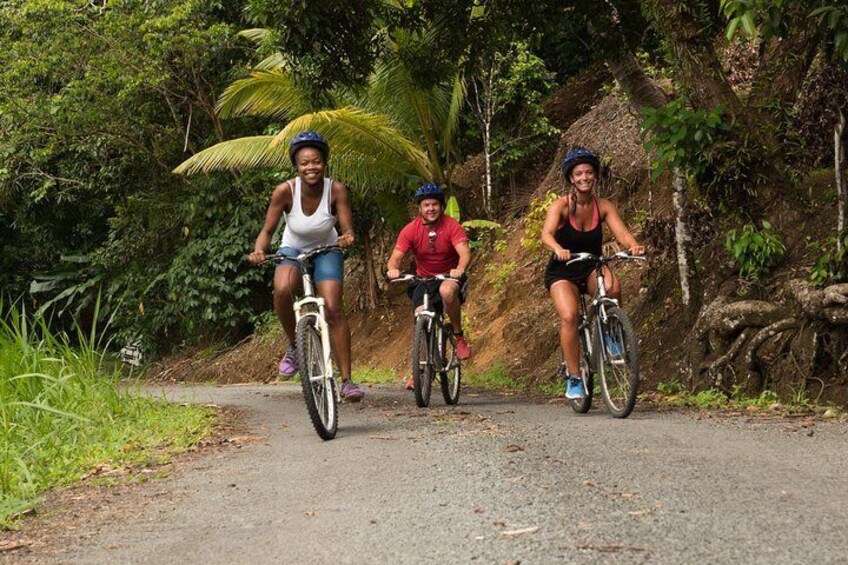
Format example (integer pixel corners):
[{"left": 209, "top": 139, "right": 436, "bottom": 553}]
[{"left": 248, "top": 132, "right": 365, "bottom": 401}]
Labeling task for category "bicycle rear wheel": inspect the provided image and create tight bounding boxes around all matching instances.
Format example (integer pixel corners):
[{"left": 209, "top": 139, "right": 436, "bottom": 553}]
[
  {"left": 596, "top": 306, "right": 639, "bottom": 418},
  {"left": 440, "top": 326, "right": 461, "bottom": 405},
  {"left": 296, "top": 316, "right": 338, "bottom": 440},
  {"left": 411, "top": 317, "right": 432, "bottom": 407}
]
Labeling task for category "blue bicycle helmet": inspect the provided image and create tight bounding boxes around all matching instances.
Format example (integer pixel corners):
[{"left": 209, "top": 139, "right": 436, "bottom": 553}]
[
  {"left": 560, "top": 147, "right": 600, "bottom": 181},
  {"left": 289, "top": 131, "right": 330, "bottom": 164},
  {"left": 414, "top": 183, "right": 446, "bottom": 206}
]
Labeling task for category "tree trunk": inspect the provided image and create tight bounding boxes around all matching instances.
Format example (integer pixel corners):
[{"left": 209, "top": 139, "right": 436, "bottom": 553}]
[
  {"left": 483, "top": 116, "right": 493, "bottom": 217},
  {"left": 837, "top": 107, "right": 846, "bottom": 253},
  {"left": 606, "top": 49, "right": 667, "bottom": 112},
  {"left": 362, "top": 229, "right": 379, "bottom": 311},
  {"left": 604, "top": 29, "right": 702, "bottom": 318},
  {"left": 673, "top": 169, "right": 702, "bottom": 320},
  {"left": 748, "top": 5, "right": 822, "bottom": 121},
  {"left": 641, "top": 0, "right": 786, "bottom": 196}
]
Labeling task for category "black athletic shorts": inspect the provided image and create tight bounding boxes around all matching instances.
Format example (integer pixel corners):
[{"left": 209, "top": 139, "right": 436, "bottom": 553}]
[{"left": 408, "top": 274, "right": 468, "bottom": 312}]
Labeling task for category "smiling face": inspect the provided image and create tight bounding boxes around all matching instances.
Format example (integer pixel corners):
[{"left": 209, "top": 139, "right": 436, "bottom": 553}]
[
  {"left": 569, "top": 163, "right": 596, "bottom": 193},
  {"left": 418, "top": 198, "right": 443, "bottom": 224},
  {"left": 294, "top": 147, "right": 326, "bottom": 184}
]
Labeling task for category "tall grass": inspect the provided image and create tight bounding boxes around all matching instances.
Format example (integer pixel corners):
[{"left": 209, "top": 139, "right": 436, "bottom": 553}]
[{"left": 0, "top": 305, "right": 213, "bottom": 524}]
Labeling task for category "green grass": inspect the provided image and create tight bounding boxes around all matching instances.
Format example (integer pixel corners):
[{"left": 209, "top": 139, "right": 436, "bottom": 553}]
[
  {"left": 465, "top": 361, "right": 521, "bottom": 389},
  {"left": 352, "top": 366, "right": 398, "bottom": 384},
  {"left": 653, "top": 380, "right": 835, "bottom": 413},
  {"left": 0, "top": 306, "right": 214, "bottom": 526}
]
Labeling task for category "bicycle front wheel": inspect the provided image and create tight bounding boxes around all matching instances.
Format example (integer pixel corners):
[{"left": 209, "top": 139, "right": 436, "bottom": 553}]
[
  {"left": 440, "top": 328, "right": 461, "bottom": 405},
  {"left": 596, "top": 306, "right": 639, "bottom": 418},
  {"left": 296, "top": 316, "right": 338, "bottom": 440},
  {"left": 569, "top": 335, "right": 594, "bottom": 414},
  {"left": 411, "top": 317, "right": 432, "bottom": 408}
]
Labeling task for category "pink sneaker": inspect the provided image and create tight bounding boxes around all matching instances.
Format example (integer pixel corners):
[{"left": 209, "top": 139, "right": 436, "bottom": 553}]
[
  {"left": 278, "top": 346, "right": 299, "bottom": 376},
  {"left": 341, "top": 380, "right": 366, "bottom": 401}
]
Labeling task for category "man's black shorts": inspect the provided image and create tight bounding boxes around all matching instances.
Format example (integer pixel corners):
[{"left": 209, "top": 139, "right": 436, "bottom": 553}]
[{"left": 407, "top": 275, "right": 469, "bottom": 312}]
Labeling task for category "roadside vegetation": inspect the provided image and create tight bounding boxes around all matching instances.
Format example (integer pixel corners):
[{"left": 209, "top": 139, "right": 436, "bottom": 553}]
[{"left": 0, "top": 306, "right": 214, "bottom": 526}]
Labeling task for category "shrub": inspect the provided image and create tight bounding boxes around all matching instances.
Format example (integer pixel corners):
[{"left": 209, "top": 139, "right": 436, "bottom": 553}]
[{"left": 725, "top": 220, "right": 785, "bottom": 280}]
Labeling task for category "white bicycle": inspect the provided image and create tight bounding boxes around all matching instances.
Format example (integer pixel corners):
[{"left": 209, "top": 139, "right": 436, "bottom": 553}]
[{"left": 263, "top": 245, "right": 341, "bottom": 440}]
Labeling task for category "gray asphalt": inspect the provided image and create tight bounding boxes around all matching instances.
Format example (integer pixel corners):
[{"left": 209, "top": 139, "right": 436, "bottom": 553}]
[{"left": 30, "top": 384, "right": 848, "bottom": 563}]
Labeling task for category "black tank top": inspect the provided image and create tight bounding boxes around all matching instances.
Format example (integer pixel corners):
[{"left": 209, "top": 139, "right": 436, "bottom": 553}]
[{"left": 545, "top": 196, "right": 603, "bottom": 280}]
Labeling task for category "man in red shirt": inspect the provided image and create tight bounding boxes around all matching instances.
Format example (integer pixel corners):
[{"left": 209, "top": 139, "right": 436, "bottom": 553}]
[{"left": 387, "top": 184, "right": 471, "bottom": 362}]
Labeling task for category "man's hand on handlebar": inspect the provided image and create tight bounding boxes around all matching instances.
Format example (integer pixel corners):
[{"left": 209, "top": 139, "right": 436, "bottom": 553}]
[
  {"left": 449, "top": 268, "right": 465, "bottom": 279},
  {"left": 386, "top": 269, "right": 401, "bottom": 280},
  {"left": 629, "top": 245, "right": 646, "bottom": 256}
]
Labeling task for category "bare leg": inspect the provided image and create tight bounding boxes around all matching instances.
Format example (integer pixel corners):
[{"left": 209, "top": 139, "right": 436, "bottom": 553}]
[
  {"left": 273, "top": 265, "right": 302, "bottom": 344},
  {"left": 439, "top": 281, "right": 463, "bottom": 334},
  {"left": 585, "top": 266, "right": 619, "bottom": 300},
  {"left": 316, "top": 280, "right": 352, "bottom": 381},
  {"left": 549, "top": 280, "right": 581, "bottom": 375}
]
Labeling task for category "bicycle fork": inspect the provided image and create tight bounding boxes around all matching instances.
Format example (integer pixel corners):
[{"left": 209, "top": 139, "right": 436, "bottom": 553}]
[{"left": 294, "top": 276, "right": 339, "bottom": 403}]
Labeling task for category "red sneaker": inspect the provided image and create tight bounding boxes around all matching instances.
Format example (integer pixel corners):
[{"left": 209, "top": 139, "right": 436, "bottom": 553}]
[{"left": 455, "top": 335, "right": 471, "bottom": 361}]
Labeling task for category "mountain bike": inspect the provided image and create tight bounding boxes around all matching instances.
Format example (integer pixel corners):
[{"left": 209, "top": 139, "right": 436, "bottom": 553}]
[
  {"left": 392, "top": 274, "right": 462, "bottom": 408},
  {"left": 565, "top": 252, "right": 646, "bottom": 418},
  {"left": 262, "top": 245, "right": 342, "bottom": 440}
]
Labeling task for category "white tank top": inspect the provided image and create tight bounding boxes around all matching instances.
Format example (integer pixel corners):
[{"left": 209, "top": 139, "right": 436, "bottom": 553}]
[{"left": 280, "top": 177, "right": 338, "bottom": 251}]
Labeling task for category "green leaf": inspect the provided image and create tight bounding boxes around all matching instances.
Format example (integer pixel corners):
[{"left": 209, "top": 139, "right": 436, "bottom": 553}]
[{"left": 445, "top": 196, "right": 461, "bottom": 221}]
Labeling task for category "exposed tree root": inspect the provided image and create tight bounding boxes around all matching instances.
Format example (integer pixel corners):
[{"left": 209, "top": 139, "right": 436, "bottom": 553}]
[{"left": 684, "top": 278, "right": 848, "bottom": 400}]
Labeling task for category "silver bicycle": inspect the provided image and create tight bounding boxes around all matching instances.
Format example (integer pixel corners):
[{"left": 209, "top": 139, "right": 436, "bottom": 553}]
[
  {"left": 565, "top": 252, "right": 646, "bottom": 418},
  {"left": 392, "top": 274, "right": 462, "bottom": 408}
]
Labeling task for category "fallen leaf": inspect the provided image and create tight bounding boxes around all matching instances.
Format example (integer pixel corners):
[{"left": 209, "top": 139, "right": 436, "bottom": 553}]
[
  {"left": 504, "top": 444, "right": 524, "bottom": 453},
  {"left": 304, "top": 510, "right": 315, "bottom": 518},
  {"left": 474, "top": 507, "right": 485, "bottom": 514},
  {"left": 583, "top": 480, "right": 595, "bottom": 487}
]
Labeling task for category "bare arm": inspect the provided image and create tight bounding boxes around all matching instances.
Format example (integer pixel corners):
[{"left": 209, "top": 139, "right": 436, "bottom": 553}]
[
  {"left": 332, "top": 181, "right": 355, "bottom": 248},
  {"left": 386, "top": 248, "right": 407, "bottom": 279},
  {"left": 450, "top": 240, "right": 471, "bottom": 278},
  {"left": 541, "top": 196, "right": 570, "bottom": 261},
  {"left": 248, "top": 182, "right": 291, "bottom": 264},
  {"left": 600, "top": 198, "right": 644, "bottom": 254}
]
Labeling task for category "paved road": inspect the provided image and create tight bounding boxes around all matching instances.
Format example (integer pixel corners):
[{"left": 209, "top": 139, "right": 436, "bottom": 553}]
[{"left": 10, "top": 384, "right": 848, "bottom": 564}]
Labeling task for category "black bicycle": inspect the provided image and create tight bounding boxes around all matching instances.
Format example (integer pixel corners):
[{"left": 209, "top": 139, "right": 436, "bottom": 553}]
[
  {"left": 392, "top": 274, "right": 462, "bottom": 408},
  {"left": 566, "top": 252, "right": 646, "bottom": 418}
]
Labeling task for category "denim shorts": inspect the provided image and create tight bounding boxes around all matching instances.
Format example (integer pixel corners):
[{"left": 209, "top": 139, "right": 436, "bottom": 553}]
[{"left": 275, "top": 246, "right": 344, "bottom": 283}]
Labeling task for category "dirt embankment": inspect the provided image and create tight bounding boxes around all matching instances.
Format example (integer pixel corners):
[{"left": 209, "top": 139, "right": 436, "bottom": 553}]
[{"left": 153, "top": 70, "right": 848, "bottom": 406}]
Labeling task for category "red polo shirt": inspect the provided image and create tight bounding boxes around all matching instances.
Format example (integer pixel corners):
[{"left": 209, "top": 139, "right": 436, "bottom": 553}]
[{"left": 394, "top": 215, "right": 468, "bottom": 276}]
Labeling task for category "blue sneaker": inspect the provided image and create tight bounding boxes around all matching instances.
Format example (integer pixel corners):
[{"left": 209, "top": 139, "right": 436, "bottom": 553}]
[
  {"left": 565, "top": 376, "right": 585, "bottom": 400},
  {"left": 604, "top": 334, "right": 622, "bottom": 357}
]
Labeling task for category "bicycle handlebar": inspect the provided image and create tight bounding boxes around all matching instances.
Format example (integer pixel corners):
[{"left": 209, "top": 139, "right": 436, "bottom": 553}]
[
  {"left": 258, "top": 244, "right": 342, "bottom": 265},
  {"left": 389, "top": 273, "right": 462, "bottom": 284},
  {"left": 564, "top": 251, "right": 649, "bottom": 267}
]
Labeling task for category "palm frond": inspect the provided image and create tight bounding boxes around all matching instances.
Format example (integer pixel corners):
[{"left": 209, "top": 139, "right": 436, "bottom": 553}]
[
  {"left": 238, "top": 28, "right": 272, "bottom": 45},
  {"left": 253, "top": 52, "right": 286, "bottom": 71},
  {"left": 173, "top": 136, "right": 286, "bottom": 175},
  {"left": 216, "top": 70, "right": 314, "bottom": 120},
  {"left": 441, "top": 74, "right": 467, "bottom": 163},
  {"left": 271, "top": 108, "right": 434, "bottom": 189}
]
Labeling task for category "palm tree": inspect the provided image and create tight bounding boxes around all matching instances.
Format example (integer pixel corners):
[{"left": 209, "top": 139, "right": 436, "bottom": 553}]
[{"left": 173, "top": 28, "right": 466, "bottom": 193}]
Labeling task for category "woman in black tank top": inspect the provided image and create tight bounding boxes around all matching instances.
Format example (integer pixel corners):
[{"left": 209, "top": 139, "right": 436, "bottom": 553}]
[{"left": 540, "top": 147, "right": 644, "bottom": 400}]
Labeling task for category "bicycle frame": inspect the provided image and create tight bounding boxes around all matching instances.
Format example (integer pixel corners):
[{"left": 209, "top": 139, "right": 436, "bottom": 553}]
[{"left": 268, "top": 245, "right": 341, "bottom": 402}]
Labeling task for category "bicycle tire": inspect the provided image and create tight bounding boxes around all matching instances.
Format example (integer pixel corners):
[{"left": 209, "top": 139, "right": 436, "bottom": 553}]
[
  {"left": 596, "top": 306, "right": 639, "bottom": 418},
  {"left": 569, "top": 332, "right": 594, "bottom": 413},
  {"left": 440, "top": 327, "right": 461, "bottom": 405},
  {"left": 411, "top": 317, "right": 432, "bottom": 408},
  {"left": 296, "top": 316, "right": 338, "bottom": 440}
]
